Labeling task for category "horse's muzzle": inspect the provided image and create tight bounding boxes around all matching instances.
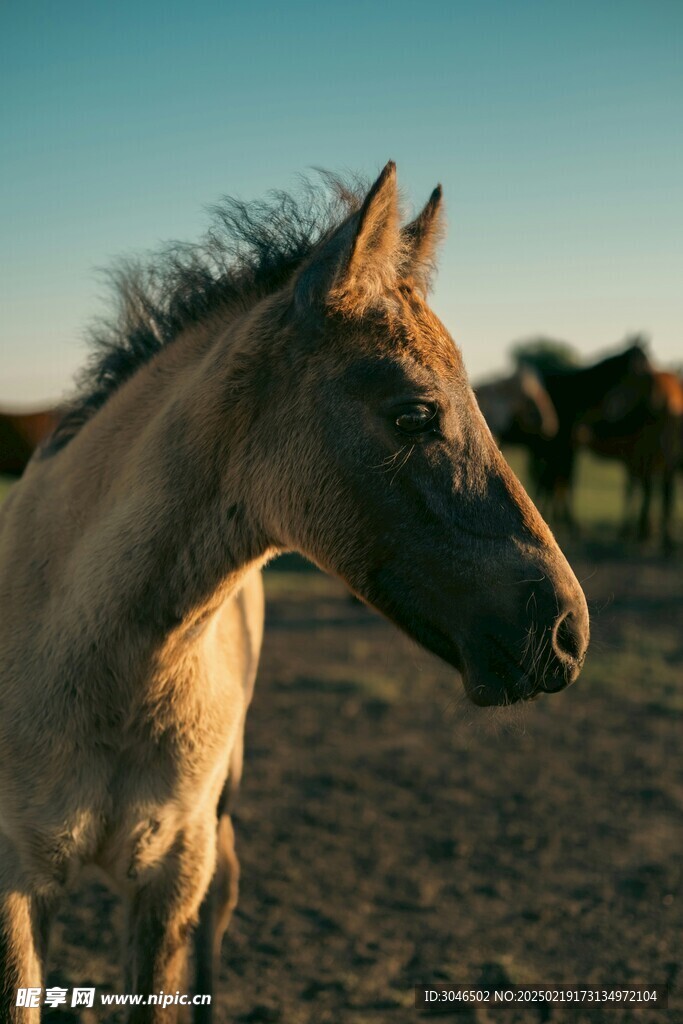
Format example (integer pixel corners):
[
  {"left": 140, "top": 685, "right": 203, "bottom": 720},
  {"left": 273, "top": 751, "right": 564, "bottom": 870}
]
[{"left": 467, "top": 599, "right": 589, "bottom": 706}]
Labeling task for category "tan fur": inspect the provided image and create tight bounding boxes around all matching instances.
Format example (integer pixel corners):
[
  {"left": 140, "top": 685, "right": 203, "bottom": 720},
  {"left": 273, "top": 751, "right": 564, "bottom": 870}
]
[
  {"left": 329, "top": 162, "right": 405, "bottom": 313},
  {"left": 0, "top": 165, "right": 589, "bottom": 1022},
  {"left": 400, "top": 184, "right": 445, "bottom": 295}
]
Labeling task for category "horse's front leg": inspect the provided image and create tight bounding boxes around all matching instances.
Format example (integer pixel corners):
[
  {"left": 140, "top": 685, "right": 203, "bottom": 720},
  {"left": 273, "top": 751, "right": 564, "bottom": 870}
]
[
  {"left": 0, "top": 835, "right": 57, "bottom": 1024},
  {"left": 193, "top": 728, "right": 249, "bottom": 1024},
  {"left": 192, "top": 814, "right": 240, "bottom": 1024},
  {"left": 0, "top": 889, "right": 43, "bottom": 1024},
  {"left": 124, "top": 824, "right": 216, "bottom": 1024}
]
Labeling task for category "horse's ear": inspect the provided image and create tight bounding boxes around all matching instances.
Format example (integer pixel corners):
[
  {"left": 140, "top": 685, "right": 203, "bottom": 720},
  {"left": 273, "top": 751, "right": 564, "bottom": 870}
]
[
  {"left": 400, "top": 185, "right": 445, "bottom": 295},
  {"left": 295, "top": 161, "right": 401, "bottom": 314},
  {"left": 518, "top": 364, "right": 539, "bottom": 387},
  {"left": 630, "top": 345, "right": 651, "bottom": 374}
]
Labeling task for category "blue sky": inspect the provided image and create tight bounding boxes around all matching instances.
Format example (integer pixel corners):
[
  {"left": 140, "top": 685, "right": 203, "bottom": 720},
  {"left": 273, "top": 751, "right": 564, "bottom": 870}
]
[{"left": 1, "top": 0, "right": 681, "bottom": 404}]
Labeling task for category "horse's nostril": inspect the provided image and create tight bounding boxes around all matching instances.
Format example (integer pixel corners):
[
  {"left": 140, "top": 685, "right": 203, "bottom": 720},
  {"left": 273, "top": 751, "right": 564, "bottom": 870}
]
[
  {"left": 554, "top": 610, "right": 585, "bottom": 665},
  {"left": 539, "top": 607, "right": 589, "bottom": 693}
]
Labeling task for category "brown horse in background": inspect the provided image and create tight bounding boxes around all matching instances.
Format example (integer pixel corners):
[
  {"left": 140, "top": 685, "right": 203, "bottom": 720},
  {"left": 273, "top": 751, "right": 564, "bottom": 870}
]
[
  {"left": 0, "top": 164, "right": 589, "bottom": 1022},
  {"left": 579, "top": 369, "right": 683, "bottom": 549},
  {"left": 474, "top": 367, "right": 558, "bottom": 446},
  {"left": 0, "top": 409, "right": 59, "bottom": 477}
]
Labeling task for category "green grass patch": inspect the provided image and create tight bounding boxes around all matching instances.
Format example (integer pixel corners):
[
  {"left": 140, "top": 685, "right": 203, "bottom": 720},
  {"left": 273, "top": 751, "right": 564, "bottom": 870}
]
[
  {"left": 504, "top": 446, "right": 683, "bottom": 530},
  {"left": 0, "top": 476, "right": 15, "bottom": 504},
  {"left": 580, "top": 614, "right": 683, "bottom": 708},
  {"left": 264, "top": 567, "right": 345, "bottom": 600}
]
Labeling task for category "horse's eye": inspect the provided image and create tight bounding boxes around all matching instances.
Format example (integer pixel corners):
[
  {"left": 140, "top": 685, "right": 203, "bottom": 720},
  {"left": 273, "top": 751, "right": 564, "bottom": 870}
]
[{"left": 395, "top": 405, "right": 437, "bottom": 435}]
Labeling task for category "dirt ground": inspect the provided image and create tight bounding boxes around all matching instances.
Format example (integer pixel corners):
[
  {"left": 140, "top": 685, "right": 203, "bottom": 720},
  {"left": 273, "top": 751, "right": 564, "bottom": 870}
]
[{"left": 43, "top": 544, "right": 681, "bottom": 1023}]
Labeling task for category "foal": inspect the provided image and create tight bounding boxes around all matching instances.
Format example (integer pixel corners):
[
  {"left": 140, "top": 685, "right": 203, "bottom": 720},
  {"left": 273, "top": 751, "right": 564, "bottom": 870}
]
[{"left": 0, "top": 164, "right": 589, "bottom": 1022}]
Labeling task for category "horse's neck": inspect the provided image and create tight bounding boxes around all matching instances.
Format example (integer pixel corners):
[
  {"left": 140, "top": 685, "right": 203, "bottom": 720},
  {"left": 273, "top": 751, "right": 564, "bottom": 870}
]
[
  {"left": 574, "top": 359, "right": 628, "bottom": 407},
  {"left": 37, "top": 310, "right": 274, "bottom": 652},
  {"left": 549, "top": 365, "right": 611, "bottom": 416}
]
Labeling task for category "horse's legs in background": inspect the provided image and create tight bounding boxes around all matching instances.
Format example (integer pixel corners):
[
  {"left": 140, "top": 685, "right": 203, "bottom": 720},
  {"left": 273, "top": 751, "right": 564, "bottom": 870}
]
[
  {"left": 0, "top": 838, "right": 55, "bottom": 1023},
  {"left": 555, "top": 480, "right": 570, "bottom": 527},
  {"left": 192, "top": 814, "right": 240, "bottom": 1024},
  {"left": 637, "top": 474, "right": 653, "bottom": 542},
  {"left": 541, "top": 444, "right": 580, "bottom": 538},
  {"left": 620, "top": 471, "right": 637, "bottom": 539},
  {"left": 124, "top": 826, "right": 215, "bottom": 1024},
  {"left": 661, "top": 472, "right": 675, "bottom": 553},
  {"left": 553, "top": 476, "right": 579, "bottom": 538}
]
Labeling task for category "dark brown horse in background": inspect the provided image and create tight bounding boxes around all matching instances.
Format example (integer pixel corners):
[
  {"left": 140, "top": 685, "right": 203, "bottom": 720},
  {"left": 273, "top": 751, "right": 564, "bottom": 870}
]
[
  {"left": 0, "top": 409, "right": 59, "bottom": 477},
  {"left": 526, "top": 344, "right": 655, "bottom": 531}
]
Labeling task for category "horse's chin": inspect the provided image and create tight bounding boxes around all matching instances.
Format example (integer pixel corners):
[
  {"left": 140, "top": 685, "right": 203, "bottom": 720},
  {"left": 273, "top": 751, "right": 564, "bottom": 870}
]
[
  {"left": 459, "top": 646, "right": 540, "bottom": 706},
  {"left": 460, "top": 669, "right": 525, "bottom": 707},
  {"left": 396, "top": 618, "right": 538, "bottom": 708},
  {"left": 356, "top": 596, "right": 543, "bottom": 707}
]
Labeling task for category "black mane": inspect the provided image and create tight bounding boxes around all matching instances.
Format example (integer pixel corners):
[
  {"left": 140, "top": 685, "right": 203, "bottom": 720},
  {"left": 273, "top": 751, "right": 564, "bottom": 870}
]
[{"left": 43, "top": 174, "right": 364, "bottom": 455}]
